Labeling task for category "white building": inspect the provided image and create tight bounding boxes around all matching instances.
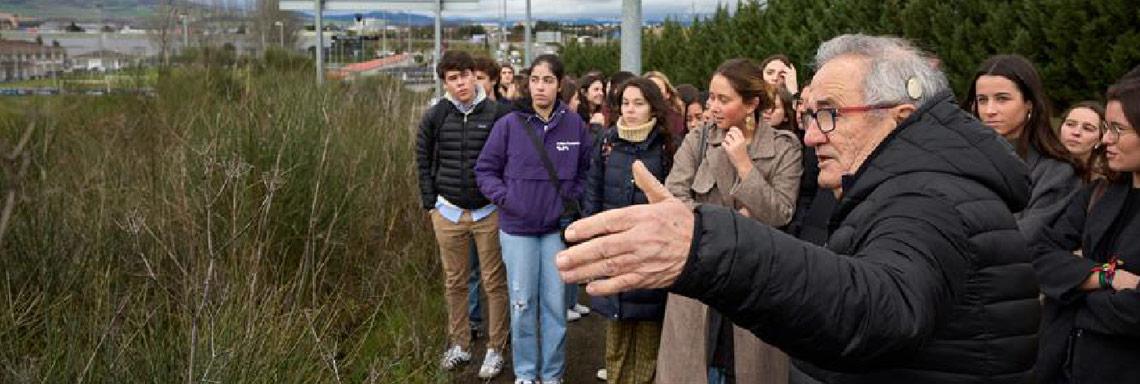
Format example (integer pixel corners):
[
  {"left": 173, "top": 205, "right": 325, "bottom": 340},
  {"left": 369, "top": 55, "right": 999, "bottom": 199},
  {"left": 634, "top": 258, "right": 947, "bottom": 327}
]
[{"left": 71, "top": 50, "right": 136, "bottom": 72}]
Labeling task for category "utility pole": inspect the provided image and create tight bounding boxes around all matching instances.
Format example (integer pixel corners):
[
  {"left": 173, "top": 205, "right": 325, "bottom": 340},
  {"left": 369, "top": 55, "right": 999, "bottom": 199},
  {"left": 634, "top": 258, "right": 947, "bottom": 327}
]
[
  {"left": 620, "top": 0, "right": 641, "bottom": 74},
  {"left": 500, "top": 0, "right": 505, "bottom": 62},
  {"left": 433, "top": 0, "right": 442, "bottom": 97},
  {"left": 524, "top": 0, "right": 531, "bottom": 65},
  {"left": 315, "top": 0, "right": 324, "bottom": 85}
]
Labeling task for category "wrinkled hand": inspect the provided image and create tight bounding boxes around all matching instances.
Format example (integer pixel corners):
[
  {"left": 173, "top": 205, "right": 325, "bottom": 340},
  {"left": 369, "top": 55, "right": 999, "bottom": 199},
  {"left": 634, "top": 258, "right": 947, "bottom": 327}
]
[
  {"left": 556, "top": 161, "right": 695, "bottom": 296},
  {"left": 1113, "top": 270, "right": 1140, "bottom": 291}
]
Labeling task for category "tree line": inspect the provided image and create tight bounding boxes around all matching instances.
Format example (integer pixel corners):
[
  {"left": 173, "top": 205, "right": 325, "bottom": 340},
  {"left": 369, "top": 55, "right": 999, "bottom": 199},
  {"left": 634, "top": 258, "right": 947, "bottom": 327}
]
[{"left": 562, "top": 0, "right": 1139, "bottom": 109}]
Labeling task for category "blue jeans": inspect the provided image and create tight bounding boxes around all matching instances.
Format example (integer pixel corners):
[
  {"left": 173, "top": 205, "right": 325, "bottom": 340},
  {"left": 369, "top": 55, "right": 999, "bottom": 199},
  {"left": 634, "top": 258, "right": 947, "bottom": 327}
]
[
  {"left": 500, "top": 231, "right": 567, "bottom": 381},
  {"left": 467, "top": 241, "right": 483, "bottom": 325},
  {"left": 708, "top": 367, "right": 728, "bottom": 384}
]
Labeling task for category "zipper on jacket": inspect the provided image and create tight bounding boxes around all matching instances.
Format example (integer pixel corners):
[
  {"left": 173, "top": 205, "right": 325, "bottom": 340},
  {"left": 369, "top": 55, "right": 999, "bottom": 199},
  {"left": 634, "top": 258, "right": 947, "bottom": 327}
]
[
  {"left": 1065, "top": 328, "right": 1083, "bottom": 380},
  {"left": 461, "top": 112, "right": 469, "bottom": 204}
]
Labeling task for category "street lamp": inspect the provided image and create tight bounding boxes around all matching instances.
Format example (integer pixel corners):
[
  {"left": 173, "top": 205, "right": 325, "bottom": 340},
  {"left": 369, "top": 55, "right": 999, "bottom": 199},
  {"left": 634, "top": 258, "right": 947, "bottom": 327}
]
[{"left": 274, "top": 20, "right": 284, "bottom": 47}]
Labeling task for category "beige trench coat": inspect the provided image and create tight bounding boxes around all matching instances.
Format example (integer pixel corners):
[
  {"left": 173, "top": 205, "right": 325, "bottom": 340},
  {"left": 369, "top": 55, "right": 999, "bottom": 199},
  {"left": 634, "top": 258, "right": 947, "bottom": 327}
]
[{"left": 656, "top": 122, "right": 802, "bottom": 384}]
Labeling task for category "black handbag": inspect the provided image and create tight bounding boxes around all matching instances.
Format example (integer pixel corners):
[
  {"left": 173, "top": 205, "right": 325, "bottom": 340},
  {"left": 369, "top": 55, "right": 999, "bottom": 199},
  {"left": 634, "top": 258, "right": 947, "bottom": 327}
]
[{"left": 516, "top": 114, "right": 583, "bottom": 245}]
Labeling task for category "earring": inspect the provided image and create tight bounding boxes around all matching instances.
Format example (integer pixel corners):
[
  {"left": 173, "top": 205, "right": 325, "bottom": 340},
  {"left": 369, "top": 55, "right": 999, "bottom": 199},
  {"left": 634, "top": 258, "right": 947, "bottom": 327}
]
[
  {"left": 745, "top": 115, "right": 756, "bottom": 132},
  {"left": 1027, "top": 111, "right": 1033, "bottom": 120}
]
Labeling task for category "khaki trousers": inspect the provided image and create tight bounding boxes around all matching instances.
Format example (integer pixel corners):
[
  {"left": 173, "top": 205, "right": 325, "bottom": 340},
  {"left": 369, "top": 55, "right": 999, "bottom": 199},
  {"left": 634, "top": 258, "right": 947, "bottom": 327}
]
[{"left": 432, "top": 210, "right": 509, "bottom": 351}]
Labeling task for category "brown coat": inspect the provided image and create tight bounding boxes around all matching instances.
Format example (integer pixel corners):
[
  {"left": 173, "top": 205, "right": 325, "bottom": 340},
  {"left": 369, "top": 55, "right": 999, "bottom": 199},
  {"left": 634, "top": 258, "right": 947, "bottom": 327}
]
[{"left": 657, "top": 122, "right": 802, "bottom": 384}]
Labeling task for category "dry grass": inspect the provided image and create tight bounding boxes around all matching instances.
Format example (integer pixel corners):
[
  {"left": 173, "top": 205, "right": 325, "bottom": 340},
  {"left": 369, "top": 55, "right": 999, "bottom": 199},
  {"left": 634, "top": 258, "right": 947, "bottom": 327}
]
[{"left": 0, "top": 56, "right": 454, "bottom": 383}]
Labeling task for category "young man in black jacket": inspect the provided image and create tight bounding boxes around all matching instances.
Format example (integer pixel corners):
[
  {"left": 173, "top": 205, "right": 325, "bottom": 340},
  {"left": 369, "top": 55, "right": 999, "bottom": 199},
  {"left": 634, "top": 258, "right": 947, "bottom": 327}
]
[
  {"left": 415, "top": 50, "right": 510, "bottom": 379},
  {"left": 557, "top": 34, "right": 1039, "bottom": 384}
]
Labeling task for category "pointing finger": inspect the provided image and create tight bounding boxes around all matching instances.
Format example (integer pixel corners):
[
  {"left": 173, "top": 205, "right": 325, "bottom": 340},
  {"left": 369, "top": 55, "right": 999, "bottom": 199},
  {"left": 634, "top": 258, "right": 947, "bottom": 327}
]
[{"left": 633, "top": 160, "right": 672, "bottom": 204}]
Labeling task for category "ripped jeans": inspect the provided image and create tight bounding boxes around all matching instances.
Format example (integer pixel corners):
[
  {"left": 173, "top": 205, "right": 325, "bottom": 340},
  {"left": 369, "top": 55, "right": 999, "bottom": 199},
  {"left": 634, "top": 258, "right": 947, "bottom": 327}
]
[{"left": 499, "top": 231, "right": 568, "bottom": 382}]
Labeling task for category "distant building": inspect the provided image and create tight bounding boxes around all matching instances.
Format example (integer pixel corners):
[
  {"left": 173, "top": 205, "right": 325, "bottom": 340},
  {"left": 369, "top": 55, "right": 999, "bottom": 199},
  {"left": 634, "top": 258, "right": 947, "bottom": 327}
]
[
  {"left": 71, "top": 50, "right": 138, "bottom": 72},
  {"left": 535, "top": 31, "right": 562, "bottom": 45},
  {"left": 0, "top": 39, "right": 67, "bottom": 82}
]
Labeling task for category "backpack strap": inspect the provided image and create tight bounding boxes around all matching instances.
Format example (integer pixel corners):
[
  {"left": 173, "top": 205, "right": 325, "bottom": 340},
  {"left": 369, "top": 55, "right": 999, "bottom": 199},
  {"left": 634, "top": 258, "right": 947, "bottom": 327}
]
[
  {"left": 426, "top": 102, "right": 450, "bottom": 179},
  {"left": 515, "top": 113, "right": 581, "bottom": 216}
]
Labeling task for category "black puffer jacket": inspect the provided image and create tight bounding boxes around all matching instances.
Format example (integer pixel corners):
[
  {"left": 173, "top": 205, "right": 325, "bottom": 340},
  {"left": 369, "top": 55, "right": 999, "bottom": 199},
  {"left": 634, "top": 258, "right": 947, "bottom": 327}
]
[
  {"left": 1033, "top": 175, "right": 1140, "bottom": 384},
  {"left": 584, "top": 126, "right": 671, "bottom": 321},
  {"left": 671, "top": 92, "right": 1038, "bottom": 383},
  {"left": 416, "top": 97, "right": 508, "bottom": 210}
]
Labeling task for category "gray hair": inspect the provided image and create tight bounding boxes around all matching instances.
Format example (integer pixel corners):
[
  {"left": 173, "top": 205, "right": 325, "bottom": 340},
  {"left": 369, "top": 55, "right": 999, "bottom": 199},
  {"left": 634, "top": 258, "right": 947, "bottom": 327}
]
[{"left": 814, "top": 34, "right": 949, "bottom": 110}]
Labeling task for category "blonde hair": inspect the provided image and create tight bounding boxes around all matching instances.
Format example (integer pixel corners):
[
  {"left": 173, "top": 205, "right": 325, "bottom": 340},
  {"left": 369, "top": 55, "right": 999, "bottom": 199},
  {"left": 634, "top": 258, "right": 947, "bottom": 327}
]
[{"left": 644, "top": 70, "right": 685, "bottom": 114}]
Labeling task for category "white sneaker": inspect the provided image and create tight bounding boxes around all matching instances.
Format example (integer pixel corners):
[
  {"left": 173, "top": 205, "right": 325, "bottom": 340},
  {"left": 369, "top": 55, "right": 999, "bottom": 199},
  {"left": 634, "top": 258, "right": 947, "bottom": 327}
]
[
  {"left": 572, "top": 303, "right": 591, "bottom": 315},
  {"left": 567, "top": 309, "right": 582, "bottom": 322},
  {"left": 596, "top": 368, "right": 607, "bottom": 381},
  {"left": 440, "top": 345, "right": 471, "bottom": 370},
  {"left": 478, "top": 349, "right": 505, "bottom": 379},
  {"left": 542, "top": 378, "right": 563, "bottom": 384},
  {"left": 514, "top": 380, "right": 537, "bottom": 384}
]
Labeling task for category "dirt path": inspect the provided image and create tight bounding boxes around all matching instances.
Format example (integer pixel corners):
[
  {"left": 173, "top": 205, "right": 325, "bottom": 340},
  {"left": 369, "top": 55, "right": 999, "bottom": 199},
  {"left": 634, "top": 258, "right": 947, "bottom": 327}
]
[{"left": 454, "top": 286, "right": 606, "bottom": 383}]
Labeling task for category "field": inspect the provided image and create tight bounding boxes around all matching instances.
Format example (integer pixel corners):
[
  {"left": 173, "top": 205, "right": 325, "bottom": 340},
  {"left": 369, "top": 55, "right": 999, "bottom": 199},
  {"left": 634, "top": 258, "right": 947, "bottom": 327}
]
[{"left": 0, "top": 53, "right": 456, "bottom": 382}]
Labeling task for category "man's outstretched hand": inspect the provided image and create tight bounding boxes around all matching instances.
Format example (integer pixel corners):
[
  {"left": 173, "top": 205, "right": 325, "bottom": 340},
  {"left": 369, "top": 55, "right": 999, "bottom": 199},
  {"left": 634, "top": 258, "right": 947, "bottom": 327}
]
[{"left": 556, "top": 160, "right": 696, "bottom": 296}]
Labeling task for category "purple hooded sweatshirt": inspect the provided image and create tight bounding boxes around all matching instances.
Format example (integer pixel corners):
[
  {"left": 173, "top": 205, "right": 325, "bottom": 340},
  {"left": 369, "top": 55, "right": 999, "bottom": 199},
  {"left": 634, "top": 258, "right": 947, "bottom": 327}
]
[{"left": 475, "top": 99, "right": 593, "bottom": 236}]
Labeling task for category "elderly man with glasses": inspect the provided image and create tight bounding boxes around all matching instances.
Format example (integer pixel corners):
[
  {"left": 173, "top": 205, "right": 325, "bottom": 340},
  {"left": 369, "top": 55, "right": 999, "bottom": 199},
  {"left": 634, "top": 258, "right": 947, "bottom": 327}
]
[{"left": 557, "top": 34, "right": 1039, "bottom": 384}]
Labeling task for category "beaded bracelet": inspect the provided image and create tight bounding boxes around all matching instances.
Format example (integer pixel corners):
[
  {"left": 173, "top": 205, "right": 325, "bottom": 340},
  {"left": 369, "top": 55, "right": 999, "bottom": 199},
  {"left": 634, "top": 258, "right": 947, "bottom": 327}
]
[{"left": 1091, "top": 256, "right": 1124, "bottom": 290}]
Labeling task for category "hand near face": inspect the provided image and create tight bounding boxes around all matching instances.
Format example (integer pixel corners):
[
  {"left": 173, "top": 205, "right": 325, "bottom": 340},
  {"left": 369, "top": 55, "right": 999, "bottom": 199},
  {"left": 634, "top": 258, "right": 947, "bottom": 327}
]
[
  {"left": 556, "top": 161, "right": 695, "bottom": 296},
  {"left": 590, "top": 112, "right": 607, "bottom": 126},
  {"left": 782, "top": 62, "right": 799, "bottom": 94},
  {"left": 723, "top": 126, "right": 755, "bottom": 177}
]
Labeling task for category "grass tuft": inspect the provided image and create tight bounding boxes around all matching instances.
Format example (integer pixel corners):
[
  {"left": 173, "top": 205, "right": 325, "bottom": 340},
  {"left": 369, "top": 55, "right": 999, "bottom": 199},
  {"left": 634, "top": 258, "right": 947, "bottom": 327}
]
[{"left": 0, "top": 57, "right": 452, "bottom": 383}]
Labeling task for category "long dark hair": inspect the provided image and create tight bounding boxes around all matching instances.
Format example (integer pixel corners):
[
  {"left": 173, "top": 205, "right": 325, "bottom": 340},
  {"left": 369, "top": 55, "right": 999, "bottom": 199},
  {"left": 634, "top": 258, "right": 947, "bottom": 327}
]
[
  {"left": 512, "top": 54, "right": 568, "bottom": 113},
  {"left": 576, "top": 73, "right": 606, "bottom": 122},
  {"left": 614, "top": 77, "right": 677, "bottom": 157},
  {"left": 607, "top": 71, "right": 637, "bottom": 126},
  {"left": 1097, "top": 67, "right": 1140, "bottom": 182},
  {"left": 530, "top": 54, "right": 565, "bottom": 82},
  {"left": 963, "top": 55, "right": 1071, "bottom": 165},
  {"left": 714, "top": 58, "right": 775, "bottom": 130}
]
